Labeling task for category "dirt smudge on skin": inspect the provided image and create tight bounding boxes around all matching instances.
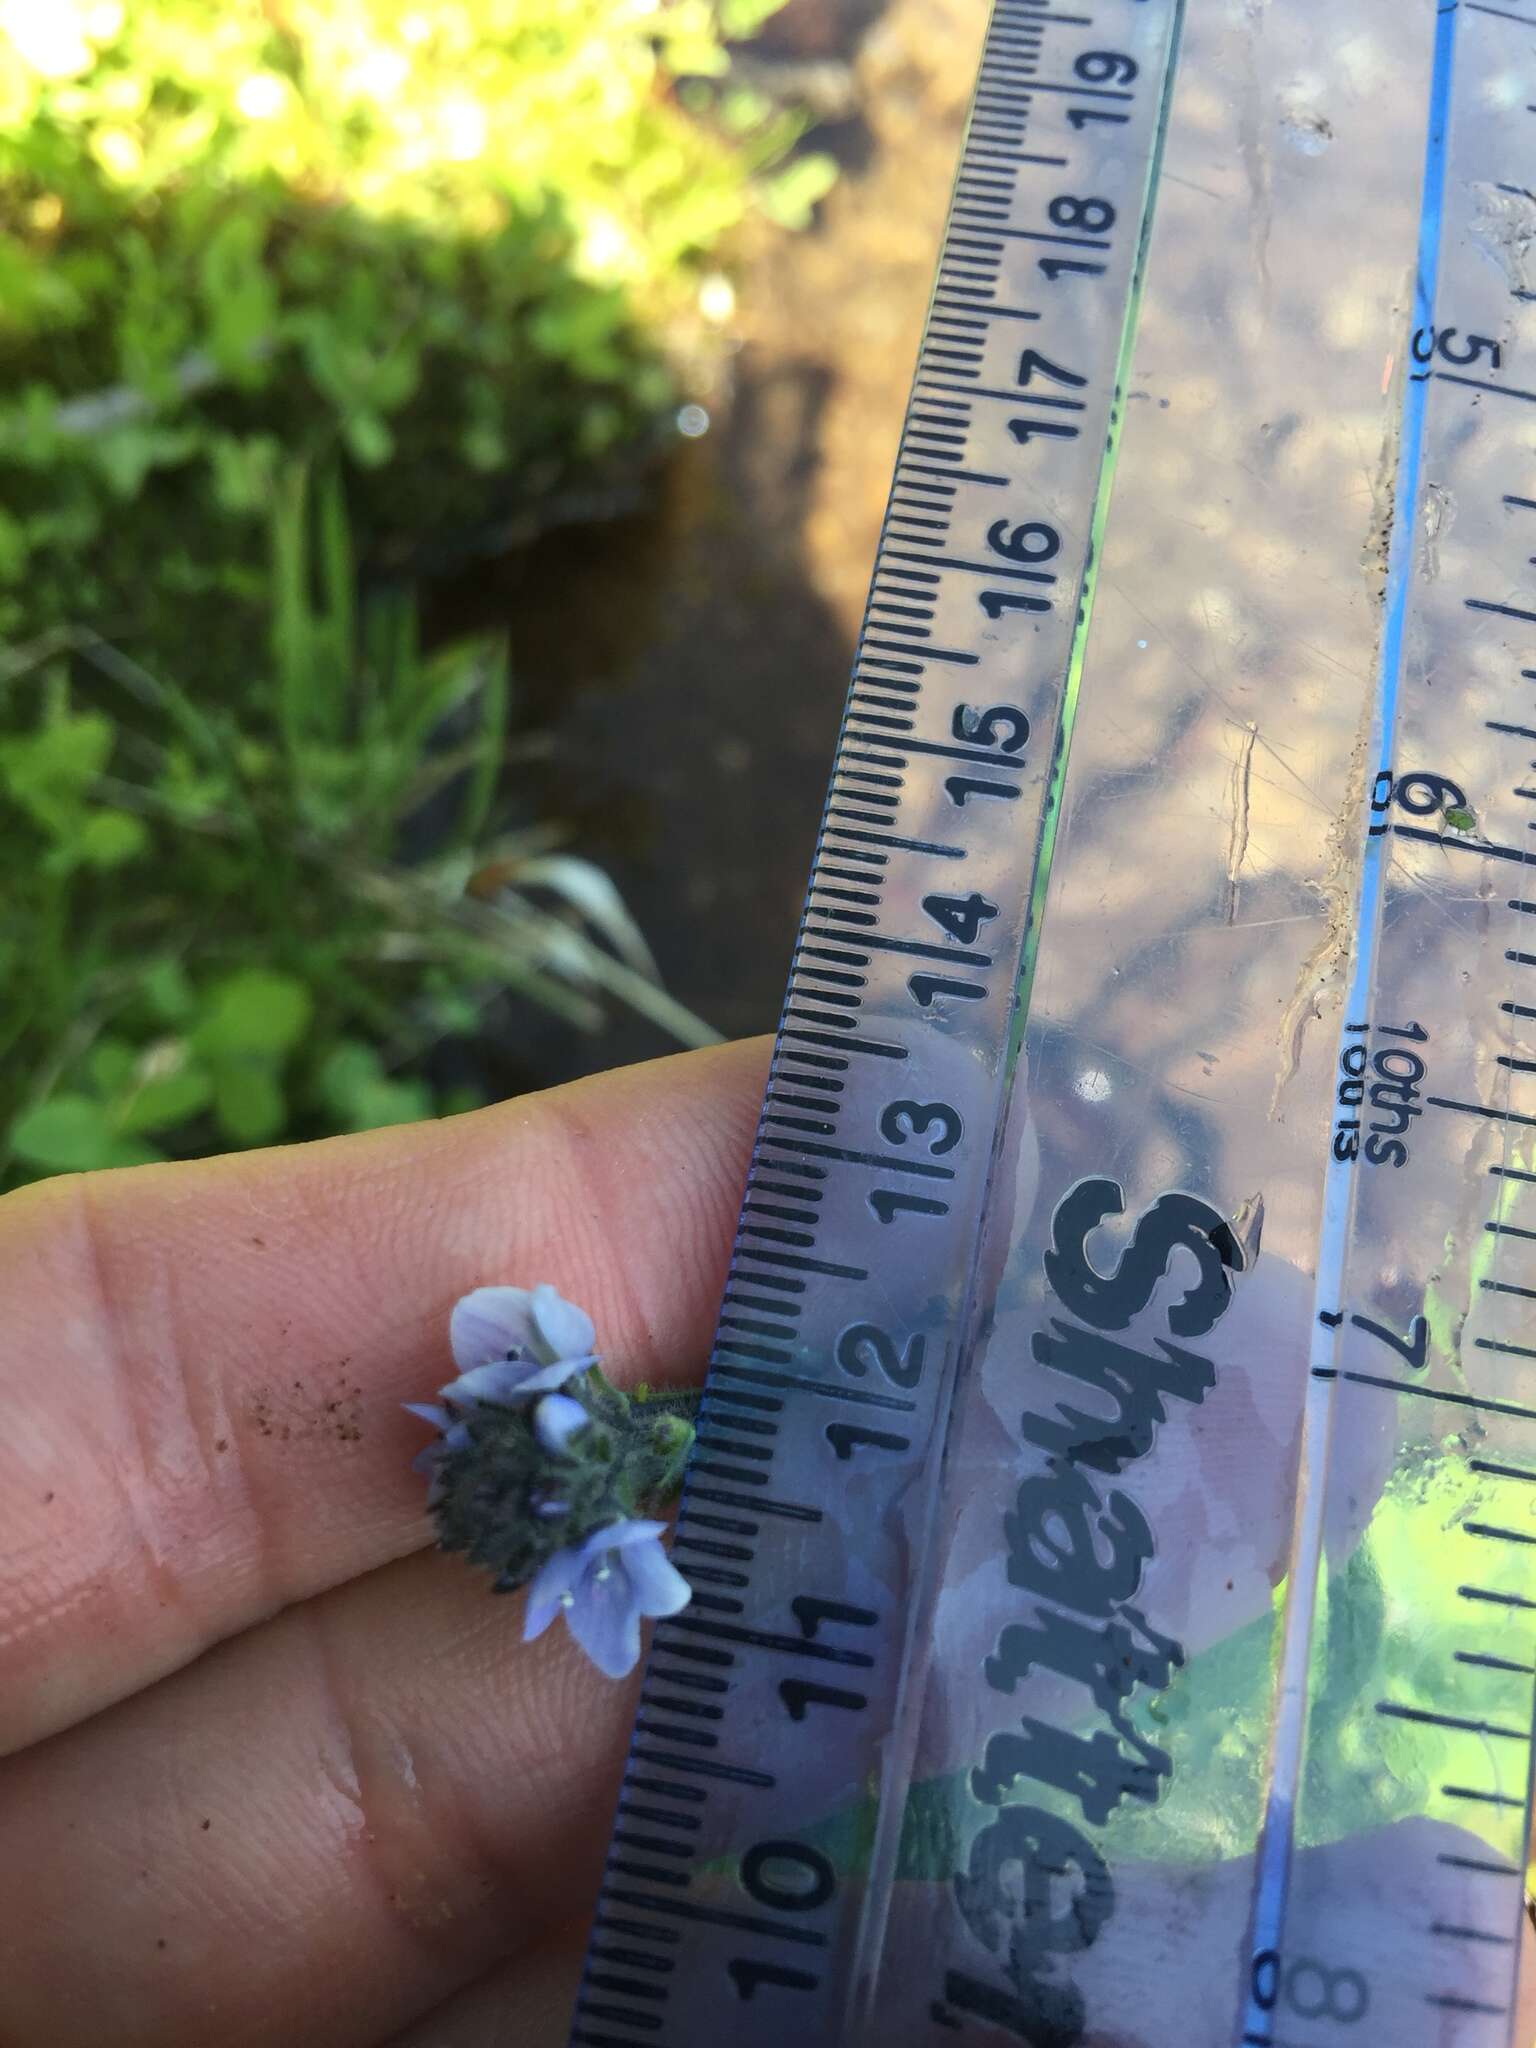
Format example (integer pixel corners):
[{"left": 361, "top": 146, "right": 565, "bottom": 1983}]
[{"left": 246, "top": 1367, "right": 365, "bottom": 1445}]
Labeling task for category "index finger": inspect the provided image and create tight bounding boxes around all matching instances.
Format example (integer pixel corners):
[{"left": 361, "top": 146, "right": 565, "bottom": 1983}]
[{"left": 0, "top": 1037, "right": 769, "bottom": 1755}]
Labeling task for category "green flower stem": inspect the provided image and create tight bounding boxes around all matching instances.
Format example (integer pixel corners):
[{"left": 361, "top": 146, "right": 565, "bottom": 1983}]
[
  {"left": 618, "top": 1386, "right": 700, "bottom": 1506},
  {"left": 630, "top": 1388, "right": 703, "bottom": 1424}
]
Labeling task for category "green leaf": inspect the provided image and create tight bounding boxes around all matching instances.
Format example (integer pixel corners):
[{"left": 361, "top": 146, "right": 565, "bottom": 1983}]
[
  {"left": 88, "top": 1037, "right": 138, "bottom": 1097},
  {"left": 759, "top": 154, "right": 840, "bottom": 231},
  {"left": 0, "top": 507, "right": 31, "bottom": 581},
  {"left": 0, "top": 0, "right": 787, "bottom": 1159},
  {"left": 199, "top": 212, "right": 277, "bottom": 382},
  {"left": 0, "top": 710, "right": 114, "bottom": 837},
  {"left": 112, "top": 1064, "right": 214, "bottom": 1137},
  {"left": 211, "top": 1062, "right": 286, "bottom": 1146},
  {"left": 438, "top": 1084, "right": 484, "bottom": 1118},
  {"left": 75, "top": 808, "right": 150, "bottom": 869},
  {"left": 313, "top": 466, "right": 354, "bottom": 719},
  {"left": 271, "top": 459, "right": 313, "bottom": 758},
  {"left": 456, "top": 639, "right": 510, "bottom": 846},
  {"left": 340, "top": 408, "right": 393, "bottom": 468},
  {"left": 718, "top": 0, "right": 786, "bottom": 31},
  {"left": 208, "top": 434, "right": 278, "bottom": 514},
  {"left": 268, "top": 459, "right": 355, "bottom": 763},
  {"left": 10, "top": 1095, "right": 159, "bottom": 1172},
  {"left": 93, "top": 424, "right": 198, "bottom": 500},
  {"left": 142, "top": 957, "right": 195, "bottom": 1025},
  {"left": 195, "top": 969, "right": 313, "bottom": 1058},
  {"left": 315, "top": 1040, "right": 433, "bottom": 1132}
]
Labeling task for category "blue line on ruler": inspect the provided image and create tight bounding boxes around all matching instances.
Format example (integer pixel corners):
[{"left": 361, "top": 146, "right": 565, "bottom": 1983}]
[{"left": 1243, "top": 0, "right": 1462, "bottom": 2022}]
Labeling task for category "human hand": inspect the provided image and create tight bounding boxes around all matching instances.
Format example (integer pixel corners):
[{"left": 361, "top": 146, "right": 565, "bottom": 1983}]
[
  {"left": 0, "top": 1039, "right": 770, "bottom": 2048},
  {"left": 4, "top": 1033, "right": 1532, "bottom": 2047}
]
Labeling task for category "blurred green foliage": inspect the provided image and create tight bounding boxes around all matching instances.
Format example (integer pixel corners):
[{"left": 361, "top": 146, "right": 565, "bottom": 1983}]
[
  {"left": 0, "top": 0, "right": 833, "bottom": 1179},
  {"left": 0, "top": 465, "right": 717, "bottom": 1186},
  {"left": 0, "top": 0, "right": 833, "bottom": 669}
]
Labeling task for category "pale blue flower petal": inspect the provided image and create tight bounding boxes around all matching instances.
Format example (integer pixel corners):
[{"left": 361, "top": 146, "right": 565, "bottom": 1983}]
[
  {"left": 414, "top": 1426, "right": 469, "bottom": 1510},
  {"left": 521, "top": 1588, "right": 559, "bottom": 1642},
  {"left": 519, "top": 1353, "right": 593, "bottom": 1395},
  {"left": 401, "top": 1400, "right": 452, "bottom": 1430},
  {"left": 564, "top": 1567, "right": 644, "bottom": 1680},
  {"left": 520, "top": 1520, "right": 691, "bottom": 1679},
  {"left": 523, "top": 1543, "right": 586, "bottom": 1642},
  {"left": 449, "top": 1286, "right": 542, "bottom": 1373},
  {"left": 528, "top": 1283, "right": 597, "bottom": 1366},
  {"left": 440, "top": 1356, "right": 540, "bottom": 1408},
  {"left": 533, "top": 1392, "right": 590, "bottom": 1455},
  {"left": 410, "top": 1417, "right": 469, "bottom": 1476},
  {"left": 619, "top": 1538, "right": 692, "bottom": 1621},
  {"left": 602, "top": 1517, "right": 670, "bottom": 1552}
]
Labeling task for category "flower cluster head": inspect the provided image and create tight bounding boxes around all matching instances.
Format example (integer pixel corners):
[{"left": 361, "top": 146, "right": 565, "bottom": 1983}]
[{"left": 404, "top": 1283, "right": 692, "bottom": 1678}]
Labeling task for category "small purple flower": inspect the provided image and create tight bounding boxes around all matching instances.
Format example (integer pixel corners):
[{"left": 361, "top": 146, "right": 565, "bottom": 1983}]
[
  {"left": 533, "top": 1391, "right": 590, "bottom": 1455},
  {"left": 403, "top": 1282, "right": 699, "bottom": 1665},
  {"left": 523, "top": 1519, "right": 692, "bottom": 1679},
  {"left": 403, "top": 1283, "right": 603, "bottom": 1517},
  {"left": 441, "top": 1283, "right": 597, "bottom": 1409},
  {"left": 401, "top": 1405, "right": 471, "bottom": 1506}
]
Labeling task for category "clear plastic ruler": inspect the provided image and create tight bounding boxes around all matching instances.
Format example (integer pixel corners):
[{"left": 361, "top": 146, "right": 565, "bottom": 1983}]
[{"left": 569, "top": 2, "right": 1536, "bottom": 2041}]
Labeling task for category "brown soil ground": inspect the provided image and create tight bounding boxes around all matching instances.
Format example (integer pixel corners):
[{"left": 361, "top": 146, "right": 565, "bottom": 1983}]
[{"left": 482, "top": 0, "right": 985, "bottom": 1086}]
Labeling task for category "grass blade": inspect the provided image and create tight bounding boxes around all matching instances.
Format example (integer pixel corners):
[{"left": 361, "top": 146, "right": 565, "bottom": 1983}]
[{"left": 455, "top": 639, "right": 510, "bottom": 847}]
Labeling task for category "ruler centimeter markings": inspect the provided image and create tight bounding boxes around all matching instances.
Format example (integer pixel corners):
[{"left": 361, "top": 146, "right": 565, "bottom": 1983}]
[
  {"left": 571, "top": 0, "right": 1184, "bottom": 2037},
  {"left": 570, "top": 0, "right": 1185, "bottom": 2035},
  {"left": 569, "top": 2, "right": 1536, "bottom": 2044}
]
